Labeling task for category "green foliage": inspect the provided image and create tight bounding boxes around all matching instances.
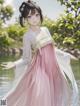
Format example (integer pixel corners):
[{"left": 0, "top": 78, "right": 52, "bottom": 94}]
[
  {"left": 43, "top": 15, "right": 80, "bottom": 49},
  {"left": 7, "top": 24, "right": 27, "bottom": 41},
  {"left": 0, "top": 0, "right": 4, "bottom": 4},
  {"left": 63, "top": 37, "right": 76, "bottom": 48},
  {"left": 0, "top": 31, "right": 14, "bottom": 48},
  {"left": 0, "top": 0, "right": 80, "bottom": 50},
  {"left": 0, "top": 23, "right": 27, "bottom": 49},
  {"left": 0, "top": 0, "right": 13, "bottom": 23},
  {"left": 0, "top": 19, "right": 3, "bottom": 28},
  {"left": 50, "top": 0, "right": 80, "bottom": 49},
  {"left": 57, "top": 0, "right": 80, "bottom": 18}
]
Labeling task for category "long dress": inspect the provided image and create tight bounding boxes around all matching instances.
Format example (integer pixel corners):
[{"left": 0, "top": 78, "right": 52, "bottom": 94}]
[{"left": 2, "top": 27, "right": 79, "bottom": 106}]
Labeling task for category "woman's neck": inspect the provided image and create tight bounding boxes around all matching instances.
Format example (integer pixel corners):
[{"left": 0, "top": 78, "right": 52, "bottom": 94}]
[{"left": 29, "top": 25, "right": 41, "bottom": 32}]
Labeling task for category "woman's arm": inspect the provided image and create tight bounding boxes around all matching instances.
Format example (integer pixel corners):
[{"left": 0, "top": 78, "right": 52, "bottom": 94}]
[
  {"left": 1, "top": 33, "right": 32, "bottom": 70},
  {"left": 14, "top": 33, "right": 32, "bottom": 68}
]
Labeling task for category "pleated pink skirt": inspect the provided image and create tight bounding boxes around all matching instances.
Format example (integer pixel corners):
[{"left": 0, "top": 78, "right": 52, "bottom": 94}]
[{"left": 6, "top": 44, "right": 71, "bottom": 106}]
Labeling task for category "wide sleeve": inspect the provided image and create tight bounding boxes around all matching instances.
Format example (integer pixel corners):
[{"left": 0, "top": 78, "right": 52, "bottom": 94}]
[
  {"left": 55, "top": 47, "right": 79, "bottom": 106},
  {"left": 14, "top": 34, "right": 32, "bottom": 68}
]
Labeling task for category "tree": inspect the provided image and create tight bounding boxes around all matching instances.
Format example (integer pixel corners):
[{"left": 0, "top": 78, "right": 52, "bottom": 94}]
[
  {"left": 0, "top": 0, "right": 14, "bottom": 49},
  {"left": 57, "top": 0, "right": 80, "bottom": 18},
  {"left": 55, "top": 0, "right": 80, "bottom": 49},
  {"left": 0, "top": 0, "right": 13, "bottom": 23}
]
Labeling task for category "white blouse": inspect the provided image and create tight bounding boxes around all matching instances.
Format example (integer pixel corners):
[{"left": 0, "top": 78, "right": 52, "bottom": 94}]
[{"left": 14, "top": 26, "right": 54, "bottom": 67}]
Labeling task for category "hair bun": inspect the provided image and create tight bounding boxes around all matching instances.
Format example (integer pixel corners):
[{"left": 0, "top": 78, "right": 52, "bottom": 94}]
[
  {"left": 27, "top": 0, "right": 36, "bottom": 4},
  {"left": 19, "top": 2, "right": 26, "bottom": 13},
  {"left": 28, "top": 0, "right": 31, "bottom": 3}
]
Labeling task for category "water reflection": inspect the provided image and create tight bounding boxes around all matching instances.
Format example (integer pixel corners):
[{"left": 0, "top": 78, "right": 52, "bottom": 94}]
[{"left": 0, "top": 55, "right": 20, "bottom": 98}]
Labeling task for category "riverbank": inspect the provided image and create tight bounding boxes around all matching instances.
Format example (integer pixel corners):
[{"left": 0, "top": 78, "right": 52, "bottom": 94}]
[
  {"left": 0, "top": 48, "right": 22, "bottom": 56},
  {"left": 0, "top": 47, "right": 80, "bottom": 59}
]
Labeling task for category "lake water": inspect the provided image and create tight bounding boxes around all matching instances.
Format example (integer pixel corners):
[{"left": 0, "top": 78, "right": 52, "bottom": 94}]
[{"left": 0, "top": 55, "right": 80, "bottom": 105}]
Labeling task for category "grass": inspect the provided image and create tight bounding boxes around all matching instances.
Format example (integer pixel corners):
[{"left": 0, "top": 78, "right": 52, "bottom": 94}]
[{"left": 71, "top": 59, "right": 80, "bottom": 80}]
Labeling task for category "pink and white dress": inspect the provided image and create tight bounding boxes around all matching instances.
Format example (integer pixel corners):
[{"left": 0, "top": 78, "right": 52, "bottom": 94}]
[{"left": 2, "top": 27, "right": 79, "bottom": 106}]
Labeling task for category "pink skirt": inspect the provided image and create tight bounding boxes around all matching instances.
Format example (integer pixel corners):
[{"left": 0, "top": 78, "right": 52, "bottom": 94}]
[{"left": 6, "top": 44, "right": 71, "bottom": 106}]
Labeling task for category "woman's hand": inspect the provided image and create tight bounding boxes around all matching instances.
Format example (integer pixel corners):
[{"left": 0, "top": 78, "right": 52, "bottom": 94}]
[{"left": 0, "top": 61, "right": 16, "bottom": 70}]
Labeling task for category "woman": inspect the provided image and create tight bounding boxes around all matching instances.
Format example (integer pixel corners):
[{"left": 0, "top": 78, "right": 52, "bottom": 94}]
[{"left": 1, "top": 0, "right": 78, "bottom": 106}]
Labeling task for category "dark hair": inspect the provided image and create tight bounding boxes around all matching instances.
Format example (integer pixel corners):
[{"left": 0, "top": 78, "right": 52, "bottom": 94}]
[{"left": 19, "top": 0, "right": 43, "bottom": 27}]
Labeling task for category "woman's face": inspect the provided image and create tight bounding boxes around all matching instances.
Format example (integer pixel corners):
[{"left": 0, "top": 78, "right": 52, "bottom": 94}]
[{"left": 27, "top": 9, "right": 41, "bottom": 26}]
